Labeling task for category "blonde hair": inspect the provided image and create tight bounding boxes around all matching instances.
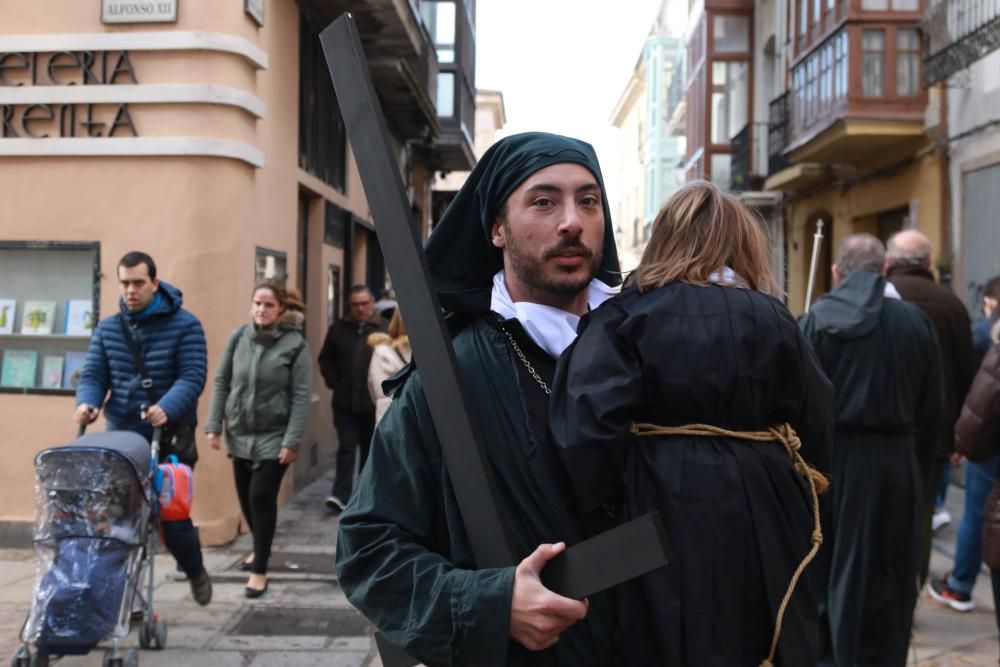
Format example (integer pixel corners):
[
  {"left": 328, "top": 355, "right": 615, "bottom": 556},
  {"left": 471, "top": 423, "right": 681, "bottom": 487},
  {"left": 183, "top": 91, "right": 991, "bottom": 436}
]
[
  {"left": 632, "top": 180, "right": 778, "bottom": 295},
  {"left": 387, "top": 308, "right": 407, "bottom": 340}
]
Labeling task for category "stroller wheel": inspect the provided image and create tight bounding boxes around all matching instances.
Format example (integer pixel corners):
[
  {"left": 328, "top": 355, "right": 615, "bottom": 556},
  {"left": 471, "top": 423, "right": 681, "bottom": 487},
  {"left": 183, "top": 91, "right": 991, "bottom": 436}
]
[
  {"left": 139, "top": 618, "right": 168, "bottom": 650},
  {"left": 9, "top": 646, "right": 29, "bottom": 667},
  {"left": 27, "top": 653, "right": 47, "bottom": 667},
  {"left": 102, "top": 648, "right": 137, "bottom": 667}
]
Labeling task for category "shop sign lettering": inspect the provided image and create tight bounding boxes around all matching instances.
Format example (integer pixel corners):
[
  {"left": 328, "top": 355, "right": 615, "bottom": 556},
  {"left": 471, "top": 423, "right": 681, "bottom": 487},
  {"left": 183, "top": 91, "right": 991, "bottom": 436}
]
[{"left": 0, "top": 51, "right": 139, "bottom": 138}]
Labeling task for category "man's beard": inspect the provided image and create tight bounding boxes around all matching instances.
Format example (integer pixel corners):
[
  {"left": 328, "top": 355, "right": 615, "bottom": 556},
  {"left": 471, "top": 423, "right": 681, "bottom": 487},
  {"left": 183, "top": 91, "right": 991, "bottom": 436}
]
[{"left": 504, "top": 224, "right": 603, "bottom": 298}]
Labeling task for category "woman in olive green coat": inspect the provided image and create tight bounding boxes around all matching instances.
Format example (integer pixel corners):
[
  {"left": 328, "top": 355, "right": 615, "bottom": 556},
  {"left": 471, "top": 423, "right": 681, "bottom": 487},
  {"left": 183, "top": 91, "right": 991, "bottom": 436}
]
[{"left": 205, "top": 280, "right": 313, "bottom": 598}]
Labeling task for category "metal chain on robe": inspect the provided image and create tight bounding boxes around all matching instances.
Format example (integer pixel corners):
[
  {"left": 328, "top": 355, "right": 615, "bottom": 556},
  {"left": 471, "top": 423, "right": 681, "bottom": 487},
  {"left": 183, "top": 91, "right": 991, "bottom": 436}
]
[
  {"left": 493, "top": 314, "right": 552, "bottom": 395},
  {"left": 629, "top": 421, "right": 828, "bottom": 667}
]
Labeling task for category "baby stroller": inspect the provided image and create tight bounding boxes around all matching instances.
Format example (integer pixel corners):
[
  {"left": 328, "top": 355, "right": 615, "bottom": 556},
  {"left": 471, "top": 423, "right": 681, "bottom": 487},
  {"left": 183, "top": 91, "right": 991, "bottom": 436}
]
[{"left": 11, "top": 428, "right": 168, "bottom": 667}]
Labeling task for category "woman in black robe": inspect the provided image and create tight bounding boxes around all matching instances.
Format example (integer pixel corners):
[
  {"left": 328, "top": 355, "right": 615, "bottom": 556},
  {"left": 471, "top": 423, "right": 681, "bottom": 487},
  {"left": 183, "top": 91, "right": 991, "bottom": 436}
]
[{"left": 549, "top": 181, "right": 833, "bottom": 666}]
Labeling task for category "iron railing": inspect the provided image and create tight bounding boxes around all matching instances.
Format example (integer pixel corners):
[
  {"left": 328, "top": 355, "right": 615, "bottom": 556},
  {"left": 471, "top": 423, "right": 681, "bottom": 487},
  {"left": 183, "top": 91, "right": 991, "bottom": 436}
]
[
  {"left": 768, "top": 93, "right": 790, "bottom": 175},
  {"left": 923, "top": 0, "right": 1000, "bottom": 83}
]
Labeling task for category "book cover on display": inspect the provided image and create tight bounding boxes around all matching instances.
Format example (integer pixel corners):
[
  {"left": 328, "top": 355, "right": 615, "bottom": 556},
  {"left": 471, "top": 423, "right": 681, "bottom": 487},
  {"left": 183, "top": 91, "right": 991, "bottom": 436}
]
[
  {"left": 0, "top": 299, "right": 15, "bottom": 335},
  {"left": 64, "top": 299, "right": 95, "bottom": 336},
  {"left": 20, "top": 301, "right": 56, "bottom": 335},
  {"left": 1, "top": 349, "right": 38, "bottom": 388},
  {"left": 42, "top": 356, "right": 64, "bottom": 389},
  {"left": 63, "top": 350, "right": 87, "bottom": 389}
]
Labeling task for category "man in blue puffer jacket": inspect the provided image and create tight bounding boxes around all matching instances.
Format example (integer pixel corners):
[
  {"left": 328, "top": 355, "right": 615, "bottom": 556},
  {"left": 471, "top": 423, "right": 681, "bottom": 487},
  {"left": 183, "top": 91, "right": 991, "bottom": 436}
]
[{"left": 74, "top": 251, "right": 212, "bottom": 605}]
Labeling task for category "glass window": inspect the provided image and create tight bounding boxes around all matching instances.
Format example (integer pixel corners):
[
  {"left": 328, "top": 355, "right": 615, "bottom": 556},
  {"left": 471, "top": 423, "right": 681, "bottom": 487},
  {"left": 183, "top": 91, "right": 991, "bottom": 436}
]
[
  {"left": 806, "top": 55, "right": 818, "bottom": 125},
  {"left": 861, "top": 0, "right": 889, "bottom": 9},
  {"left": 814, "top": 0, "right": 821, "bottom": 25},
  {"left": 835, "top": 31, "right": 849, "bottom": 100},
  {"left": 421, "top": 1, "right": 457, "bottom": 62},
  {"left": 710, "top": 62, "right": 748, "bottom": 144},
  {"left": 793, "top": 65, "right": 805, "bottom": 131},
  {"left": 800, "top": 0, "right": 808, "bottom": 36},
  {"left": 255, "top": 248, "right": 287, "bottom": 282},
  {"left": 863, "top": 29, "right": 885, "bottom": 96},
  {"left": 714, "top": 15, "right": 750, "bottom": 52},
  {"left": 436, "top": 71, "right": 455, "bottom": 117},
  {"left": 893, "top": 0, "right": 919, "bottom": 9},
  {"left": 897, "top": 28, "right": 920, "bottom": 95},
  {"left": 0, "top": 243, "right": 99, "bottom": 395},
  {"left": 710, "top": 153, "right": 732, "bottom": 187}
]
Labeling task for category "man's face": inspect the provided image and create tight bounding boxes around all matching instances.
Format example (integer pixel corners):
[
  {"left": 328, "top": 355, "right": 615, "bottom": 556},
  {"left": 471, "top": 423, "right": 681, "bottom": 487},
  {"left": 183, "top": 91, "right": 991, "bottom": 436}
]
[
  {"left": 118, "top": 263, "right": 158, "bottom": 312},
  {"left": 349, "top": 291, "right": 375, "bottom": 322},
  {"left": 490, "top": 163, "right": 605, "bottom": 303}
]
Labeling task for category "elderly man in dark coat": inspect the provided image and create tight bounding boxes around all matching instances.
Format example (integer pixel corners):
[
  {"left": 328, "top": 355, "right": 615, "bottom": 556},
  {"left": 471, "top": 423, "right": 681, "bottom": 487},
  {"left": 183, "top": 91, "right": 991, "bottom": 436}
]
[
  {"left": 801, "top": 234, "right": 943, "bottom": 667},
  {"left": 886, "top": 230, "right": 976, "bottom": 590},
  {"left": 335, "top": 133, "right": 622, "bottom": 666}
]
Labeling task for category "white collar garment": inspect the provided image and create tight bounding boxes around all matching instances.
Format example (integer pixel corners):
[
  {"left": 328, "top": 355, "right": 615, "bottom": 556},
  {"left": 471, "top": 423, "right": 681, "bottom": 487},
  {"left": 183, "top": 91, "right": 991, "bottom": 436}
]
[{"left": 490, "top": 271, "right": 618, "bottom": 359}]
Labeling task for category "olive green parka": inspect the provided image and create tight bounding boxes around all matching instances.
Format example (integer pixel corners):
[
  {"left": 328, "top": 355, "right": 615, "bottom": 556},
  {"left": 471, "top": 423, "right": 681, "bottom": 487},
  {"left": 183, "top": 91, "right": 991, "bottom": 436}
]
[{"left": 205, "top": 311, "right": 313, "bottom": 460}]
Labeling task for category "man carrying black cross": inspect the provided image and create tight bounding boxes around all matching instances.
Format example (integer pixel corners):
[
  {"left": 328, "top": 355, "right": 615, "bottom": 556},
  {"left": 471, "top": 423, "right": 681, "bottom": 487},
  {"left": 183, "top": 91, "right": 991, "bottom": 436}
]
[{"left": 335, "top": 132, "right": 622, "bottom": 665}]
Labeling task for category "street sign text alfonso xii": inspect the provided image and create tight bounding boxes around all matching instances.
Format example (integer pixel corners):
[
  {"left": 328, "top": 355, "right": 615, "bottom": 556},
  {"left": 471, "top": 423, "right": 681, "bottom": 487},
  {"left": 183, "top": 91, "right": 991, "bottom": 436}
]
[{"left": 0, "top": 51, "right": 139, "bottom": 138}]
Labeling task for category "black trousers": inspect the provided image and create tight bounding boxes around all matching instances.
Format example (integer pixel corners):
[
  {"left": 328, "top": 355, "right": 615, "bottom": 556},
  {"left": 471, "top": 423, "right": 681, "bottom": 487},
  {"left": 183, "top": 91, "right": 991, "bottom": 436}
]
[
  {"left": 331, "top": 409, "right": 375, "bottom": 502},
  {"left": 232, "top": 458, "right": 288, "bottom": 575}
]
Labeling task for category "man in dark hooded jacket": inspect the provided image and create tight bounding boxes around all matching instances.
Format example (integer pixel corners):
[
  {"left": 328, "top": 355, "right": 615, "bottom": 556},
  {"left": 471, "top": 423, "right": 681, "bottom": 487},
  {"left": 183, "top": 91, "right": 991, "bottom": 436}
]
[
  {"left": 335, "top": 133, "right": 622, "bottom": 666},
  {"left": 801, "top": 234, "right": 943, "bottom": 666}
]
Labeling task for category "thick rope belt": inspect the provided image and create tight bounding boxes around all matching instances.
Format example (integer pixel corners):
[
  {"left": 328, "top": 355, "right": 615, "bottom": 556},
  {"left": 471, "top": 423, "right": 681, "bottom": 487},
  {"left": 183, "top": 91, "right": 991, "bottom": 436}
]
[{"left": 629, "top": 422, "right": 827, "bottom": 667}]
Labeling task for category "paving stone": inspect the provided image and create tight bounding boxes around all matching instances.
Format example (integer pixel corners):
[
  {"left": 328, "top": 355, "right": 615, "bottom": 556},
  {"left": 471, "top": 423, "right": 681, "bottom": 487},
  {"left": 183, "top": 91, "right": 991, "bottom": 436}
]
[
  {"left": 250, "top": 650, "right": 369, "bottom": 666},
  {"left": 212, "top": 634, "right": 329, "bottom": 651}
]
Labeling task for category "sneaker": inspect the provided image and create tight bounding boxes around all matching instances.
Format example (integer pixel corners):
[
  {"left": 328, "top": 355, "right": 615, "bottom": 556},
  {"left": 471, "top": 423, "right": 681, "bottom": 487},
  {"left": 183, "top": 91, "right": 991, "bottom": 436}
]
[
  {"left": 189, "top": 568, "right": 213, "bottom": 606},
  {"left": 928, "top": 578, "right": 974, "bottom": 612},
  {"left": 325, "top": 495, "right": 346, "bottom": 514},
  {"left": 932, "top": 508, "right": 952, "bottom": 532}
]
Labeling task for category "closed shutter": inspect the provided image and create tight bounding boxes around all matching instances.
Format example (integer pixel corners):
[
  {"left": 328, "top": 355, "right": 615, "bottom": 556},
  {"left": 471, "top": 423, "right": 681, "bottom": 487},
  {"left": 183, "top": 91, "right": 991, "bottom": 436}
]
[{"left": 962, "top": 163, "right": 1000, "bottom": 313}]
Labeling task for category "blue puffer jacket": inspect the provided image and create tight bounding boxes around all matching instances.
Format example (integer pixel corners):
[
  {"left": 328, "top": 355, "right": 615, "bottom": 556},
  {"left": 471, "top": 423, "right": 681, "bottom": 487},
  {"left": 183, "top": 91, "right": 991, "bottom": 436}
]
[{"left": 76, "top": 281, "right": 207, "bottom": 439}]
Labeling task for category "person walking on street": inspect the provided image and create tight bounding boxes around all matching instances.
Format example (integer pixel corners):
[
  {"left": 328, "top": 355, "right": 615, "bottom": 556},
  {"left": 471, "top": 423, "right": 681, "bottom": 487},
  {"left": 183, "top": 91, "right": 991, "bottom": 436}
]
[
  {"left": 204, "top": 280, "right": 313, "bottom": 598},
  {"left": 367, "top": 309, "right": 410, "bottom": 426},
  {"left": 550, "top": 181, "right": 833, "bottom": 666},
  {"left": 336, "top": 132, "right": 622, "bottom": 665},
  {"left": 928, "top": 274, "right": 1000, "bottom": 612},
  {"left": 886, "top": 230, "right": 976, "bottom": 591},
  {"left": 801, "top": 234, "right": 944, "bottom": 667},
  {"left": 954, "top": 321, "right": 1000, "bottom": 641},
  {"left": 318, "top": 286, "right": 386, "bottom": 513},
  {"left": 74, "top": 251, "right": 212, "bottom": 606}
]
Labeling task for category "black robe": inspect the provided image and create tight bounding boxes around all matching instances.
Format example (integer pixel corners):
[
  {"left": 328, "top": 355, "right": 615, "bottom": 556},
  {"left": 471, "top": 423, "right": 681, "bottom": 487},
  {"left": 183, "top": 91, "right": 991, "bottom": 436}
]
[
  {"left": 550, "top": 283, "right": 833, "bottom": 666},
  {"left": 800, "top": 271, "right": 943, "bottom": 667},
  {"left": 336, "top": 317, "right": 615, "bottom": 666}
]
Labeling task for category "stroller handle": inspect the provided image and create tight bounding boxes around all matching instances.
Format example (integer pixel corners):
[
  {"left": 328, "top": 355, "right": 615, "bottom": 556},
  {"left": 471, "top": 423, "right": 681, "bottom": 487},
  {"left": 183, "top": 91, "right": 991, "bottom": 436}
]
[{"left": 76, "top": 421, "right": 164, "bottom": 464}]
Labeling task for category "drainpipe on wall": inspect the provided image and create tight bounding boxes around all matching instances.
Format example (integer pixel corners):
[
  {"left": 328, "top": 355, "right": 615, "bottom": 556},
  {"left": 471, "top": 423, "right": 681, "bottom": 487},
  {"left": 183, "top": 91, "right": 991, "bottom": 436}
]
[{"left": 938, "top": 83, "right": 953, "bottom": 288}]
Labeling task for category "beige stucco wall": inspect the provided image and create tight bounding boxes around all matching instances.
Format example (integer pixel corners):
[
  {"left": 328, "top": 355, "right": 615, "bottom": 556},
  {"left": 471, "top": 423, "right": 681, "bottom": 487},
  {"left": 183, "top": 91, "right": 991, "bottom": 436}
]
[
  {"left": 0, "top": 0, "right": 375, "bottom": 544},
  {"left": 784, "top": 150, "right": 943, "bottom": 315}
]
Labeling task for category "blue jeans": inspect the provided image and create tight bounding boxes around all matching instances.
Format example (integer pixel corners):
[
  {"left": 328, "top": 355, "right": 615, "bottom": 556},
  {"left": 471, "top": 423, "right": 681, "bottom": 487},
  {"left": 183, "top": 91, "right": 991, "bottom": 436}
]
[
  {"left": 948, "top": 456, "right": 1000, "bottom": 593},
  {"left": 936, "top": 461, "right": 951, "bottom": 508}
]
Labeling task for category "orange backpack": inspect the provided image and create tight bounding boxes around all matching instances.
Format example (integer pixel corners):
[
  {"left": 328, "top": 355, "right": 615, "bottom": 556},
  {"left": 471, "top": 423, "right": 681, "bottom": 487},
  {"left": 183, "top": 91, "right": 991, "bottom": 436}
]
[{"left": 154, "top": 455, "right": 193, "bottom": 521}]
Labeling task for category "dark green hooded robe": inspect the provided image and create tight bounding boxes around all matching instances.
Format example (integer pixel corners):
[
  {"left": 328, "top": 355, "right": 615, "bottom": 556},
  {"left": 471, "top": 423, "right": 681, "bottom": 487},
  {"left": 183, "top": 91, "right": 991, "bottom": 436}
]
[{"left": 335, "top": 132, "right": 622, "bottom": 666}]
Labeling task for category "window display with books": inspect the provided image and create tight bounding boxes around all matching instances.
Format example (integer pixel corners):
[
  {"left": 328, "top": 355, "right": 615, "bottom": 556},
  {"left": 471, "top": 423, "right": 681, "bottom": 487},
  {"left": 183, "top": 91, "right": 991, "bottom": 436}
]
[{"left": 0, "top": 242, "right": 99, "bottom": 395}]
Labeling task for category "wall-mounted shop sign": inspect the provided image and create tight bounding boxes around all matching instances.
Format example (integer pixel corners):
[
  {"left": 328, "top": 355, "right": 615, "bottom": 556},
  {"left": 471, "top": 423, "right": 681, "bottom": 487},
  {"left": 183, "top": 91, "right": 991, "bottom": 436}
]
[
  {"left": 102, "top": 0, "right": 178, "bottom": 24},
  {"left": 245, "top": 0, "right": 264, "bottom": 26},
  {"left": 0, "top": 51, "right": 139, "bottom": 138}
]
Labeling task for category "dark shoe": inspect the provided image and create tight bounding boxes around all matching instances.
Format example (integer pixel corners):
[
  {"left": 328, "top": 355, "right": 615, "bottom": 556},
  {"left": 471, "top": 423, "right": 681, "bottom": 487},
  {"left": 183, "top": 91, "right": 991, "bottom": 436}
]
[
  {"left": 325, "top": 495, "right": 346, "bottom": 514},
  {"left": 239, "top": 557, "right": 254, "bottom": 572},
  {"left": 928, "top": 577, "right": 974, "bottom": 612},
  {"left": 189, "top": 568, "right": 213, "bottom": 606},
  {"left": 244, "top": 580, "right": 269, "bottom": 599}
]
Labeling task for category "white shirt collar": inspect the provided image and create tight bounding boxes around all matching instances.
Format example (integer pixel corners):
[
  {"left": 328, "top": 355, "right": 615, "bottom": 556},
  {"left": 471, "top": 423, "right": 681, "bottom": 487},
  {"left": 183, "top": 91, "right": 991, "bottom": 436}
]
[{"left": 490, "top": 271, "right": 617, "bottom": 358}]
